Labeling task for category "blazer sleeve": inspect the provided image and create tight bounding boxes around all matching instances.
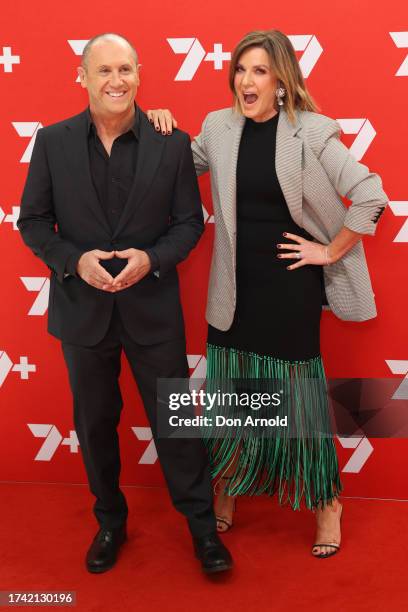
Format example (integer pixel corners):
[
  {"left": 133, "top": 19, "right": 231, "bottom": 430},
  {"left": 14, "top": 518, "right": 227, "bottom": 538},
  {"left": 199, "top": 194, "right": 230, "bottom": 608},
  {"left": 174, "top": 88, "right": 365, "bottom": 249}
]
[
  {"left": 17, "top": 128, "right": 84, "bottom": 282},
  {"left": 191, "top": 114, "right": 210, "bottom": 176},
  {"left": 317, "top": 119, "right": 388, "bottom": 235},
  {"left": 145, "top": 132, "right": 204, "bottom": 278}
]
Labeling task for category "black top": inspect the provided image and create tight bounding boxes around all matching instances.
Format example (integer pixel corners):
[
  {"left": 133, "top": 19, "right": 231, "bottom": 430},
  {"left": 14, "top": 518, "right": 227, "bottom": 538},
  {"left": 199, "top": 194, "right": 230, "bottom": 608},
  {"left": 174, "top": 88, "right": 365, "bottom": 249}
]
[
  {"left": 87, "top": 107, "right": 139, "bottom": 233},
  {"left": 208, "top": 112, "right": 323, "bottom": 361}
]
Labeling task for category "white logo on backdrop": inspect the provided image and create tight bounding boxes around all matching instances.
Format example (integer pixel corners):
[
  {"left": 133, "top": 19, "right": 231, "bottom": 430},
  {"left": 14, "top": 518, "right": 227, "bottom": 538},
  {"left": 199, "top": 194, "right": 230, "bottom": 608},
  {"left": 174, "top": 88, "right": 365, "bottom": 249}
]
[
  {"left": 0, "top": 205, "right": 20, "bottom": 230},
  {"left": 0, "top": 351, "right": 36, "bottom": 388},
  {"left": 0, "top": 47, "right": 20, "bottom": 72},
  {"left": 167, "top": 35, "right": 322, "bottom": 81},
  {"left": 385, "top": 360, "right": 408, "bottom": 400},
  {"left": 202, "top": 204, "right": 214, "bottom": 224},
  {"left": 12, "top": 122, "right": 43, "bottom": 163},
  {"left": 389, "top": 32, "right": 408, "bottom": 76},
  {"left": 67, "top": 40, "right": 88, "bottom": 82},
  {"left": 388, "top": 201, "right": 408, "bottom": 242},
  {"left": 288, "top": 35, "right": 323, "bottom": 78},
  {"left": 131, "top": 427, "right": 158, "bottom": 464},
  {"left": 27, "top": 424, "right": 79, "bottom": 461},
  {"left": 188, "top": 354, "right": 207, "bottom": 378},
  {"left": 20, "top": 277, "right": 50, "bottom": 316},
  {"left": 167, "top": 39, "right": 231, "bottom": 81},
  {"left": 337, "top": 435, "right": 374, "bottom": 473},
  {"left": 336, "top": 118, "right": 376, "bottom": 161}
]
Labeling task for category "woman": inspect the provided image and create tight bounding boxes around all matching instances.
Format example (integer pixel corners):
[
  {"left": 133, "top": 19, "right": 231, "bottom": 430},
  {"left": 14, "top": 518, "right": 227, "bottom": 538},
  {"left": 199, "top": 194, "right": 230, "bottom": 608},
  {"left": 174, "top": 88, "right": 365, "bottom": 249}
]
[{"left": 148, "top": 30, "right": 387, "bottom": 558}]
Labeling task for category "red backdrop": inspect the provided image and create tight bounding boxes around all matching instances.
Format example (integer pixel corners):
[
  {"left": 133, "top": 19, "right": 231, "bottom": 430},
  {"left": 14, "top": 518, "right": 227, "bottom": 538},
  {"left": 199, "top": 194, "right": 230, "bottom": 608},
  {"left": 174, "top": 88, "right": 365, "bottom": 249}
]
[{"left": 1, "top": 0, "right": 407, "bottom": 499}]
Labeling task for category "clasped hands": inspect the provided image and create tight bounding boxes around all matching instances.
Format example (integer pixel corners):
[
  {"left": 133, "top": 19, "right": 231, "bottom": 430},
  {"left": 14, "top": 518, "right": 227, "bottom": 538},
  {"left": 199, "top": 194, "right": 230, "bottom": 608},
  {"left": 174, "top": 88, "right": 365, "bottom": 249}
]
[{"left": 76, "top": 249, "right": 151, "bottom": 292}]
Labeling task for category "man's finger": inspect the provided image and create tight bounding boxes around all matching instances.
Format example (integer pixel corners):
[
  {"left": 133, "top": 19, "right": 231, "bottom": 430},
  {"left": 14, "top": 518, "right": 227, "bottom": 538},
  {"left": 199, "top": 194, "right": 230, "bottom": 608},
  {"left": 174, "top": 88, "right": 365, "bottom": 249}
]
[
  {"left": 89, "top": 272, "right": 111, "bottom": 286},
  {"left": 114, "top": 249, "right": 133, "bottom": 259},
  {"left": 102, "top": 283, "right": 117, "bottom": 292},
  {"left": 113, "top": 267, "right": 144, "bottom": 287},
  {"left": 95, "top": 264, "right": 114, "bottom": 284},
  {"left": 94, "top": 250, "right": 115, "bottom": 260}
]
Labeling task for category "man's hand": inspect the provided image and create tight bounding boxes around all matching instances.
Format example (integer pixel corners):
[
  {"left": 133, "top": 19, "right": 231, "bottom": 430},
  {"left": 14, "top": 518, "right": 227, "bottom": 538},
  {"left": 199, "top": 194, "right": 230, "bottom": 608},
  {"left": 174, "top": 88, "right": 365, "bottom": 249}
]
[
  {"left": 146, "top": 109, "right": 177, "bottom": 135},
  {"left": 76, "top": 250, "right": 116, "bottom": 290},
  {"left": 111, "top": 249, "right": 151, "bottom": 290}
]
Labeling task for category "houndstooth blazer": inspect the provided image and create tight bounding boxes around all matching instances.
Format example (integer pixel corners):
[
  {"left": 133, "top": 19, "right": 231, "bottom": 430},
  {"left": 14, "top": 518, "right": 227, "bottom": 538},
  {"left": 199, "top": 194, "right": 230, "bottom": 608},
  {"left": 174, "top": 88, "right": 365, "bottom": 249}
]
[{"left": 191, "top": 107, "right": 388, "bottom": 329}]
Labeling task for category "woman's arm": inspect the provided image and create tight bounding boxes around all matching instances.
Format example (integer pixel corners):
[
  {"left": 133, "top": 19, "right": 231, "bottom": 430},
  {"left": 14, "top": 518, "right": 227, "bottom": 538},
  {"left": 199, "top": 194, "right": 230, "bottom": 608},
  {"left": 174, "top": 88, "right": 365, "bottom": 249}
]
[
  {"left": 318, "top": 119, "right": 388, "bottom": 236},
  {"left": 278, "top": 119, "right": 388, "bottom": 270}
]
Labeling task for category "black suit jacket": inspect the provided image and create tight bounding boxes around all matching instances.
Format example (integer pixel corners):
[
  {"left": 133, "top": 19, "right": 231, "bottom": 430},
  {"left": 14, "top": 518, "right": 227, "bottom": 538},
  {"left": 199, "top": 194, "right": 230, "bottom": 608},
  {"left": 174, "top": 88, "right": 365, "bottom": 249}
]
[{"left": 18, "top": 108, "right": 204, "bottom": 346}]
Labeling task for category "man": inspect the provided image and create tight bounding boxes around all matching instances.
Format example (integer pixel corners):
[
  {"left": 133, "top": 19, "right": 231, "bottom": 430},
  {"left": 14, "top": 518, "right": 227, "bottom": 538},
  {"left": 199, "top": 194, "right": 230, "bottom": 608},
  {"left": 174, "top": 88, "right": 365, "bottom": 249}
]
[{"left": 18, "top": 33, "right": 232, "bottom": 574}]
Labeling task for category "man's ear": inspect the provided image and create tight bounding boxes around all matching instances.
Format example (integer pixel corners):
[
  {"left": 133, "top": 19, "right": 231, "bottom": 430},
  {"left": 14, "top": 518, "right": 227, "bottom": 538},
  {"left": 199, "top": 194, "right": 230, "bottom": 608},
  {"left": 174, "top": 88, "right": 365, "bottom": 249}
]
[
  {"left": 136, "top": 64, "right": 141, "bottom": 86},
  {"left": 77, "top": 66, "right": 87, "bottom": 89}
]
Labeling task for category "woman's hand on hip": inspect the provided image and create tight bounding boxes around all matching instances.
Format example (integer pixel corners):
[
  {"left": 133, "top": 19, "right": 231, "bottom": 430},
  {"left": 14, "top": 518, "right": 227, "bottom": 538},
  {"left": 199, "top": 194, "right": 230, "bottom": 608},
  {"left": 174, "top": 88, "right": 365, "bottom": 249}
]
[{"left": 277, "top": 232, "right": 334, "bottom": 270}]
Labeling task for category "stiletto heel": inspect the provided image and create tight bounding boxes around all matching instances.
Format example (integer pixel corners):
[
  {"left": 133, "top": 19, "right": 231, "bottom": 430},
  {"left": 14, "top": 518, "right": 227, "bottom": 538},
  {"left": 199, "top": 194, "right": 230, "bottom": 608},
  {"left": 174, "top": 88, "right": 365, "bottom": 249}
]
[{"left": 312, "top": 502, "right": 343, "bottom": 558}]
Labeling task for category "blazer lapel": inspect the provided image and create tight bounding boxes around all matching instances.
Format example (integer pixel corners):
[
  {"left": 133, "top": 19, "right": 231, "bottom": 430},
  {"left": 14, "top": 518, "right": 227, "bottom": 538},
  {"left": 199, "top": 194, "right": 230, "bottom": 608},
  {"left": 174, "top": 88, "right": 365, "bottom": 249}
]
[
  {"left": 221, "top": 111, "right": 245, "bottom": 251},
  {"left": 62, "top": 111, "right": 111, "bottom": 234},
  {"left": 275, "top": 110, "right": 303, "bottom": 227},
  {"left": 113, "top": 112, "right": 165, "bottom": 238}
]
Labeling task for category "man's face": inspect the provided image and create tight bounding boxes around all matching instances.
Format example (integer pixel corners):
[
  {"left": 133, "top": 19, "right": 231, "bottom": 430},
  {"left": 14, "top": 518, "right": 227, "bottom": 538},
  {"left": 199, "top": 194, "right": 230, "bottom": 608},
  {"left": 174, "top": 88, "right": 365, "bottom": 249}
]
[{"left": 78, "top": 40, "right": 139, "bottom": 118}]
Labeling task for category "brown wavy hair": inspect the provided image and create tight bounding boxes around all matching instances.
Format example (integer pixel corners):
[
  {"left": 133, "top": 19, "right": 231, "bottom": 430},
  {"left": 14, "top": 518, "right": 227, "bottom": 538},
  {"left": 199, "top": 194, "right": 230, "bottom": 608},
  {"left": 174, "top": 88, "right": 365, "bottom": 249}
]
[{"left": 229, "top": 30, "right": 318, "bottom": 123}]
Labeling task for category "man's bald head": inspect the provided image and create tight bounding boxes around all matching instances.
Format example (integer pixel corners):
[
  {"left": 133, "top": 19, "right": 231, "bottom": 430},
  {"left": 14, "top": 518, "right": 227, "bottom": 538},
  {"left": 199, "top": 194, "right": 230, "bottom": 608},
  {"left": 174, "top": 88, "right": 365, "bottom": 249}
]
[{"left": 81, "top": 33, "right": 138, "bottom": 70}]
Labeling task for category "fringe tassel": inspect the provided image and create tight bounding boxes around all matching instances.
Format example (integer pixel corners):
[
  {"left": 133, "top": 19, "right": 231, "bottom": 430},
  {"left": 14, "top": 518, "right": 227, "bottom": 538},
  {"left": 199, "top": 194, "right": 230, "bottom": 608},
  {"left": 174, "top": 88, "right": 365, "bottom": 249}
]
[{"left": 205, "top": 343, "right": 343, "bottom": 510}]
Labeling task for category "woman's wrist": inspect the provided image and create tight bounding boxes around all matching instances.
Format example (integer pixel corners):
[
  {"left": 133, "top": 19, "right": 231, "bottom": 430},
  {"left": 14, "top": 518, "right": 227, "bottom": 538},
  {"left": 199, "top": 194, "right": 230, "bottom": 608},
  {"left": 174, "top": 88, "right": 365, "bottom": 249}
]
[{"left": 325, "top": 244, "right": 336, "bottom": 265}]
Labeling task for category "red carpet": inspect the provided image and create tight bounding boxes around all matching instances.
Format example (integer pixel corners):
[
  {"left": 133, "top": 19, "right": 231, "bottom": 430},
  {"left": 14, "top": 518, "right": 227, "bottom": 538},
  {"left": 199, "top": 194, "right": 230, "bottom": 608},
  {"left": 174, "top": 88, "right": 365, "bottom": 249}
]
[{"left": 1, "top": 482, "right": 407, "bottom": 611}]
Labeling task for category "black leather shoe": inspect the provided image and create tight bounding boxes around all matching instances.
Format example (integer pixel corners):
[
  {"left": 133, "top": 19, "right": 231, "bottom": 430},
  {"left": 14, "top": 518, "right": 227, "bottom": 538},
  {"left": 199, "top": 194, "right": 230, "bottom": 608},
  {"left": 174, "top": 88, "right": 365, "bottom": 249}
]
[
  {"left": 86, "top": 524, "right": 127, "bottom": 573},
  {"left": 193, "top": 533, "right": 233, "bottom": 574}
]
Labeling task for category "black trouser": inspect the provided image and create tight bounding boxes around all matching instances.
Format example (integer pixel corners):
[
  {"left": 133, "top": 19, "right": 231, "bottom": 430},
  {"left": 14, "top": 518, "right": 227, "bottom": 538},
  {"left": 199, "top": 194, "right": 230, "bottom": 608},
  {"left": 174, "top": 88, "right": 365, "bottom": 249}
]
[{"left": 61, "top": 306, "right": 216, "bottom": 538}]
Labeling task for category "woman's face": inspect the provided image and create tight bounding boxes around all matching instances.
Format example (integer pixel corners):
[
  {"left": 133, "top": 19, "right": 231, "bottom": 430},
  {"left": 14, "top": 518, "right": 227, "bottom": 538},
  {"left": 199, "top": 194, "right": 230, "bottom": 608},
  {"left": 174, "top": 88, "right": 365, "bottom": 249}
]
[{"left": 233, "top": 46, "right": 278, "bottom": 122}]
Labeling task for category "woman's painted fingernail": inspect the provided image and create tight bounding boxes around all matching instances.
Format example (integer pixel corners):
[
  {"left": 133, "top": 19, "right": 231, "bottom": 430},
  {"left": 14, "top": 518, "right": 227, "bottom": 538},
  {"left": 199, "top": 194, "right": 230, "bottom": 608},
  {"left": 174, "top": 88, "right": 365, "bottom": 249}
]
[
  {"left": 283, "top": 232, "right": 287, "bottom": 236},
  {"left": 155, "top": 126, "right": 160, "bottom": 131},
  {"left": 277, "top": 254, "right": 282, "bottom": 258}
]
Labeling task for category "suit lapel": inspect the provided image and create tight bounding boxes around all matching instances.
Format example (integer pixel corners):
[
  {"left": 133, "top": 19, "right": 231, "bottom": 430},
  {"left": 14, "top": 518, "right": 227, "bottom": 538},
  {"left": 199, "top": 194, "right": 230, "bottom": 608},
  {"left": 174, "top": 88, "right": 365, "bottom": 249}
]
[
  {"left": 275, "top": 110, "right": 303, "bottom": 227},
  {"left": 113, "top": 112, "right": 165, "bottom": 238},
  {"left": 221, "top": 111, "right": 245, "bottom": 251},
  {"left": 62, "top": 111, "right": 111, "bottom": 234}
]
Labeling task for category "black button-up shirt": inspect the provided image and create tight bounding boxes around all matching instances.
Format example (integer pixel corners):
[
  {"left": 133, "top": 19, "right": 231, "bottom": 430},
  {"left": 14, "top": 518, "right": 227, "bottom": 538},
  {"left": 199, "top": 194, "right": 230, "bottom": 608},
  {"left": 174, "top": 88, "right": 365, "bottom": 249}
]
[{"left": 86, "top": 107, "right": 139, "bottom": 232}]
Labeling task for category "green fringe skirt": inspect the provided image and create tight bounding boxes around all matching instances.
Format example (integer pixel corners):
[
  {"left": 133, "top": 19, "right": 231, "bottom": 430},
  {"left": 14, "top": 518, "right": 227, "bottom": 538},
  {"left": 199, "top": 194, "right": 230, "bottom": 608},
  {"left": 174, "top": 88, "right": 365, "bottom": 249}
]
[{"left": 205, "top": 343, "right": 342, "bottom": 510}]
